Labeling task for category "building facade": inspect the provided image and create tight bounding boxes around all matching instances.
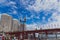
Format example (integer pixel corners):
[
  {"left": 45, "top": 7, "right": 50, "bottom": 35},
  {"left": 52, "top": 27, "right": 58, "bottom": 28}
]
[
  {"left": 1, "top": 14, "right": 12, "bottom": 32},
  {"left": 12, "top": 19, "right": 19, "bottom": 32},
  {"left": 19, "top": 23, "right": 26, "bottom": 32},
  {"left": 0, "top": 25, "right": 3, "bottom": 32},
  {"left": 0, "top": 14, "right": 26, "bottom": 32},
  {"left": 0, "top": 18, "right": 3, "bottom": 32}
]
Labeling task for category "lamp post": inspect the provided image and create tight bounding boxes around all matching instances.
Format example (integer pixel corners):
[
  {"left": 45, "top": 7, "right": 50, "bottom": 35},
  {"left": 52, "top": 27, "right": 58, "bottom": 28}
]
[{"left": 20, "top": 17, "right": 26, "bottom": 40}]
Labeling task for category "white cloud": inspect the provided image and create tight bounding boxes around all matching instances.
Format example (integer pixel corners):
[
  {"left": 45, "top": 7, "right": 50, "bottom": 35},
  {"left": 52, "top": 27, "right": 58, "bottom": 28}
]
[
  {"left": 21, "top": 0, "right": 60, "bottom": 21},
  {"left": 58, "top": 2, "right": 60, "bottom": 12},
  {"left": 9, "top": 1, "right": 16, "bottom": 5},
  {"left": 48, "top": 18, "right": 51, "bottom": 22},
  {"left": 26, "top": 14, "right": 40, "bottom": 20},
  {"left": 0, "top": 0, "right": 7, "bottom": 4},
  {"left": 20, "top": 0, "right": 60, "bottom": 29},
  {"left": 42, "top": 16, "right": 45, "bottom": 20},
  {"left": 26, "top": 21, "right": 60, "bottom": 30},
  {"left": 26, "top": 12, "right": 60, "bottom": 30},
  {"left": 26, "top": 22, "right": 44, "bottom": 30},
  {"left": 36, "top": 16, "right": 40, "bottom": 19},
  {"left": 50, "top": 12, "right": 60, "bottom": 22},
  {"left": 53, "top": 14, "right": 60, "bottom": 22},
  {"left": 13, "top": 10, "right": 17, "bottom": 14},
  {"left": 23, "top": 0, "right": 59, "bottom": 12},
  {"left": 26, "top": 23, "right": 37, "bottom": 30}
]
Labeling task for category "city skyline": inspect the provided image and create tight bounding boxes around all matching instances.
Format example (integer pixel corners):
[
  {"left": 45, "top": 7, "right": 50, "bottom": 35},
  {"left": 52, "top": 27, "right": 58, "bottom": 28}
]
[
  {"left": 0, "top": 13, "right": 60, "bottom": 31},
  {"left": 0, "top": 14, "right": 26, "bottom": 32}
]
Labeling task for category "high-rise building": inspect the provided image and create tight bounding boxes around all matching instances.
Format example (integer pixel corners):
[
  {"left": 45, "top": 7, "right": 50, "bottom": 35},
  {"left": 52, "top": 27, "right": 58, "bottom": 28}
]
[
  {"left": 0, "top": 20, "right": 3, "bottom": 32},
  {"left": 12, "top": 19, "right": 19, "bottom": 32},
  {"left": 1, "top": 14, "right": 12, "bottom": 32},
  {"left": 19, "top": 24, "right": 25, "bottom": 32},
  {"left": 0, "top": 14, "right": 3, "bottom": 32},
  {"left": 0, "top": 25, "right": 3, "bottom": 32},
  {"left": 18, "top": 23, "right": 22, "bottom": 32}
]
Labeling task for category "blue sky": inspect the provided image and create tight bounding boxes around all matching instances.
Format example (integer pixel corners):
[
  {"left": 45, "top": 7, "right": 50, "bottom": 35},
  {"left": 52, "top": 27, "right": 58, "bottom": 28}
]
[{"left": 0, "top": 0, "right": 60, "bottom": 30}]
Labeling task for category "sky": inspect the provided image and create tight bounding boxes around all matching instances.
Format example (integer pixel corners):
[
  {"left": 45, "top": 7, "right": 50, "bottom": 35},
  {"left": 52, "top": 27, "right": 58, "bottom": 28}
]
[{"left": 0, "top": 0, "right": 60, "bottom": 30}]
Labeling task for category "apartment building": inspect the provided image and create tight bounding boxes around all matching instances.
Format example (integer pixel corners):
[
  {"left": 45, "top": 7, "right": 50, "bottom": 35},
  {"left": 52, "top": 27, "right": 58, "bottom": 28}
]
[
  {"left": 1, "top": 14, "right": 12, "bottom": 32},
  {"left": 12, "top": 19, "right": 19, "bottom": 32}
]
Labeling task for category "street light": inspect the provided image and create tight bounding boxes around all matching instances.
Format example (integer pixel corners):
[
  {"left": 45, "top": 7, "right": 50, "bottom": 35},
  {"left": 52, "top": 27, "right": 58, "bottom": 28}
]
[
  {"left": 20, "top": 17, "right": 26, "bottom": 31},
  {"left": 20, "top": 17, "right": 26, "bottom": 40}
]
